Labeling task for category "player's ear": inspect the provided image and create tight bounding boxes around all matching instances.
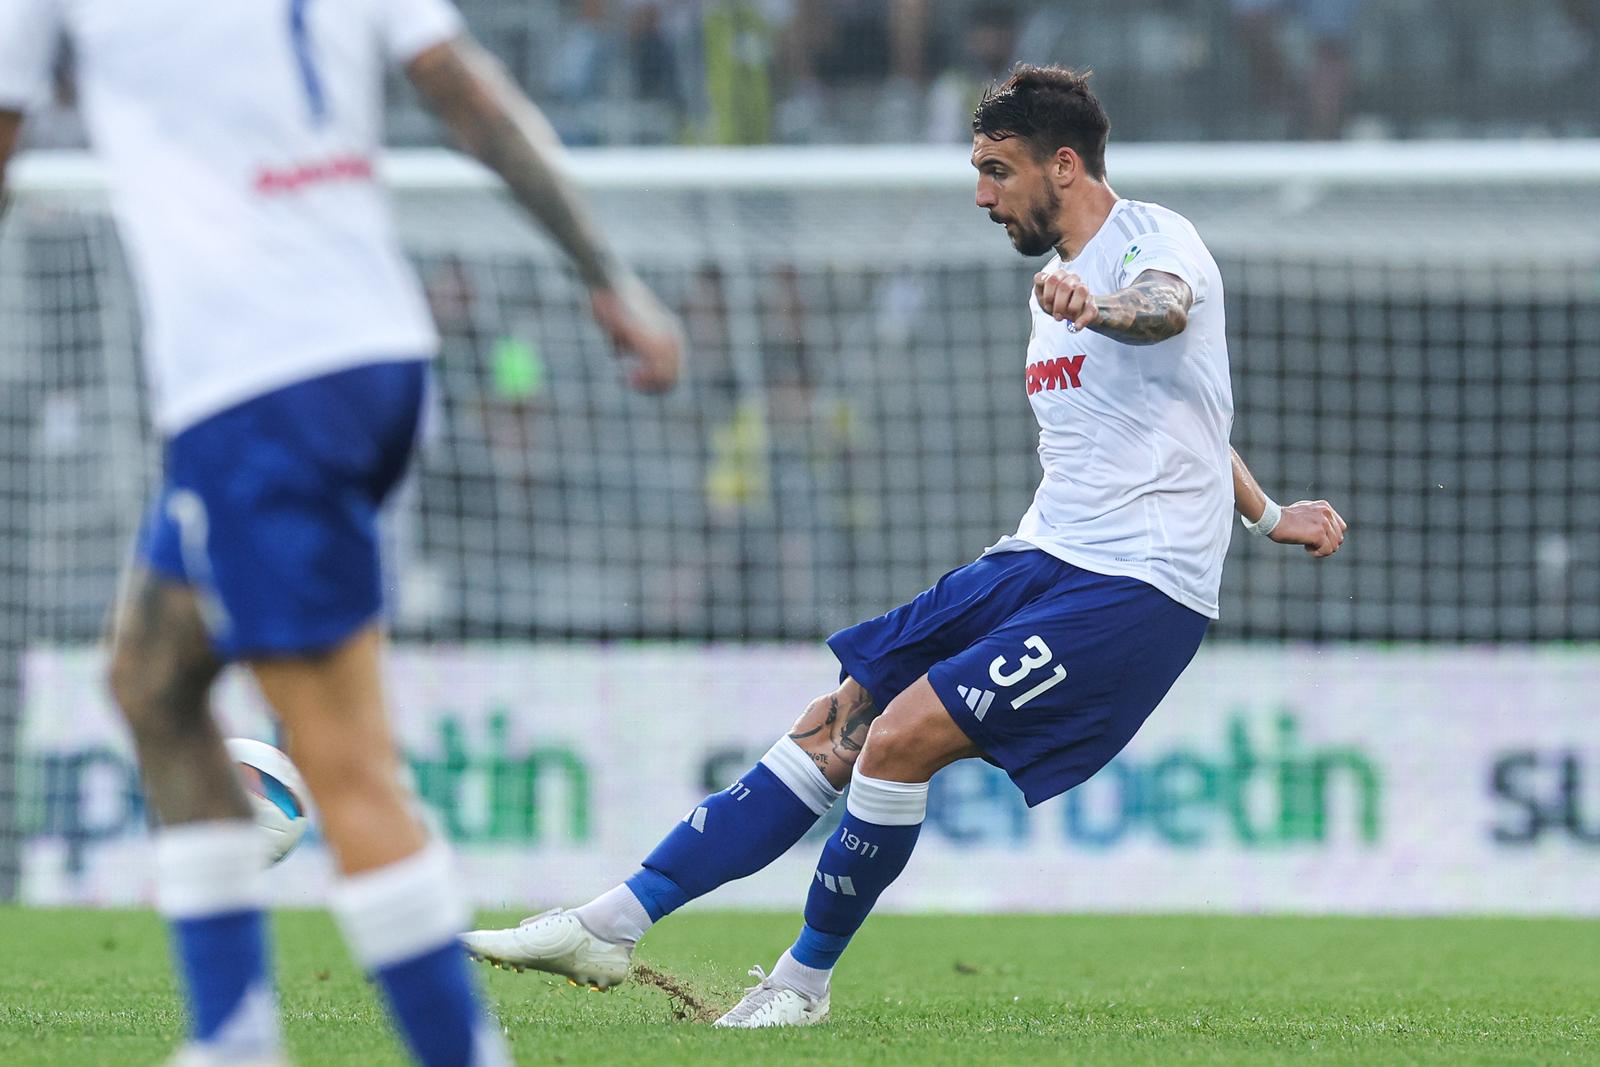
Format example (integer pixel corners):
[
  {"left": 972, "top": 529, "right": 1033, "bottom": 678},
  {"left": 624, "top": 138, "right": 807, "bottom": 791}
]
[{"left": 1051, "top": 146, "right": 1079, "bottom": 187}]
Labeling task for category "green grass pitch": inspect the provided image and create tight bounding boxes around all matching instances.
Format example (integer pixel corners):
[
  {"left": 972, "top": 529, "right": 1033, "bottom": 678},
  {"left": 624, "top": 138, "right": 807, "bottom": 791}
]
[{"left": 1, "top": 908, "right": 1596, "bottom": 1065}]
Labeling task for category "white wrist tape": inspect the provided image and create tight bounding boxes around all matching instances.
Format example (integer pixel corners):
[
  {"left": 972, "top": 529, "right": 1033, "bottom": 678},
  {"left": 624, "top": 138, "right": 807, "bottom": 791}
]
[{"left": 1241, "top": 497, "right": 1282, "bottom": 537}]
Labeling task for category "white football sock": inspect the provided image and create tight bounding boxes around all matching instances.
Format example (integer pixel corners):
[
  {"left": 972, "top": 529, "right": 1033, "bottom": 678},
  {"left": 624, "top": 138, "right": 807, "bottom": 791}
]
[
  {"left": 770, "top": 948, "right": 832, "bottom": 1002},
  {"left": 572, "top": 884, "right": 652, "bottom": 946},
  {"left": 759, "top": 736, "right": 843, "bottom": 815},
  {"left": 154, "top": 819, "right": 269, "bottom": 918},
  {"left": 329, "top": 839, "right": 468, "bottom": 970}
]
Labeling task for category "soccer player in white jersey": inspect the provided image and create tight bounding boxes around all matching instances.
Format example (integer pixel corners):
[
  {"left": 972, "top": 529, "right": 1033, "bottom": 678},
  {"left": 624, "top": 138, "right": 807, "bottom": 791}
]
[
  {"left": 0, "top": 1, "right": 681, "bottom": 1064},
  {"left": 461, "top": 64, "right": 1346, "bottom": 1028}
]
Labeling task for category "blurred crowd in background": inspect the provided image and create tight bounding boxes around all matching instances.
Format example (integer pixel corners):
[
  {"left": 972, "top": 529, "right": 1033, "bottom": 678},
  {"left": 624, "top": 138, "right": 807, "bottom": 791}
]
[{"left": 19, "top": 0, "right": 1600, "bottom": 151}]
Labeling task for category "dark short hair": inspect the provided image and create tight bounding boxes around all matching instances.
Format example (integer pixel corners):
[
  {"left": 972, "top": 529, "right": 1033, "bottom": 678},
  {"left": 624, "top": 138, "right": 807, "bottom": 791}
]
[{"left": 972, "top": 65, "right": 1110, "bottom": 180}]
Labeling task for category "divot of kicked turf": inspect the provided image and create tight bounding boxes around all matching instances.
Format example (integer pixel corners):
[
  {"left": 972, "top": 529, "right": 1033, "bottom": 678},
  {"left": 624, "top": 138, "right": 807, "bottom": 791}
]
[{"left": 631, "top": 963, "right": 722, "bottom": 1023}]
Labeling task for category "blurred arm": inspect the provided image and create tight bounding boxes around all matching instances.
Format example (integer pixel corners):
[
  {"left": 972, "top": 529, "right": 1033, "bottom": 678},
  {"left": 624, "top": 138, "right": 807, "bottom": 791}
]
[
  {"left": 1232, "top": 446, "right": 1348, "bottom": 558},
  {"left": 406, "top": 35, "right": 620, "bottom": 291},
  {"left": 405, "top": 35, "right": 682, "bottom": 392}
]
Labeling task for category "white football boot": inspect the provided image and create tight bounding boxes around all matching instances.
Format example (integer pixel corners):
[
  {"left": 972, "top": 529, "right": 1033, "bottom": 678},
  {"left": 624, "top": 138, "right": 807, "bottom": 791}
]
[
  {"left": 461, "top": 909, "right": 633, "bottom": 989},
  {"left": 713, "top": 966, "right": 830, "bottom": 1028}
]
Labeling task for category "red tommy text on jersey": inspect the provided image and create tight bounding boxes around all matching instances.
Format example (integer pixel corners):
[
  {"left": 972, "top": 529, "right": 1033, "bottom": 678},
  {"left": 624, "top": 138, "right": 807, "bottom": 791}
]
[{"left": 1026, "top": 354, "right": 1086, "bottom": 395}]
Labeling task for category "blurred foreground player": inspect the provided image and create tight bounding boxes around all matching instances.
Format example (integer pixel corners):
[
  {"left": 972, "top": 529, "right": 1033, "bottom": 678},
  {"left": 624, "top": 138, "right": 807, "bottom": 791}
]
[
  {"left": 0, "top": 1, "right": 681, "bottom": 1064},
  {"left": 462, "top": 65, "right": 1345, "bottom": 1027}
]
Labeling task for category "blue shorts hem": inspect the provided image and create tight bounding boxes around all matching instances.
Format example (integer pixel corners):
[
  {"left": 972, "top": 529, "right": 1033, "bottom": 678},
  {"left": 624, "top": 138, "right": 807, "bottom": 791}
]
[
  {"left": 825, "top": 632, "right": 901, "bottom": 716},
  {"left": 140, "top": 552, "right": 187, "bottom": 586},
  {"left": 215, "top": 609, "right": 381, "bottom": 662}
]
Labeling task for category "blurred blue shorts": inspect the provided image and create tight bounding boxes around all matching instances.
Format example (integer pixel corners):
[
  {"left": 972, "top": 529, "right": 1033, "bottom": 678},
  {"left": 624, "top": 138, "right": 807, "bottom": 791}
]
[{"left": 137, "top": 359, "right": 427, "bottom": 660}]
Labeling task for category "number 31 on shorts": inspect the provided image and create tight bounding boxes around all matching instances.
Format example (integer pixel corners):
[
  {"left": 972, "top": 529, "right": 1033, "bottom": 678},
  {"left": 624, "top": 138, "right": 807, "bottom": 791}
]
[{"left": 988, "top": 635, "right": 1068, "bottom": 709}]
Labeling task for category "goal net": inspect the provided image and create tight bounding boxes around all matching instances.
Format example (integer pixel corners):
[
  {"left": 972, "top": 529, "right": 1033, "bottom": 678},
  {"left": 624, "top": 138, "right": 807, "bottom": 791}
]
[{"left": 1, "top": 142, "right": 1598, "bottom": 896}]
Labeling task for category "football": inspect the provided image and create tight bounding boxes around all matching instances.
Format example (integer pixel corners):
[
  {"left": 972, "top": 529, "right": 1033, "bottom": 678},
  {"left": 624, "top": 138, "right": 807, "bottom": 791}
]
[{"left": 226, "top": 738, "right": 311, "bottom": 865}]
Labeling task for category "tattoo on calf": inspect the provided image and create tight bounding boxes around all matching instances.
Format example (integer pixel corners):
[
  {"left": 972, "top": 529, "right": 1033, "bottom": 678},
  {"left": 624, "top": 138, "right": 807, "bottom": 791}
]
[
  {"left": 112, "top": 572, "right": 221, "bottom": 726},
  {"left": 107, "top": 570, "right": 239, "bottom": 825},
  {"left": 787, "top": 694, "right": 839, "bottom": 742},
  {"left": 836, "top": 699, "right": 877, "bottom": 754},
  {"left": 790, "top": 688, "right": 880, "bottom": 764}
]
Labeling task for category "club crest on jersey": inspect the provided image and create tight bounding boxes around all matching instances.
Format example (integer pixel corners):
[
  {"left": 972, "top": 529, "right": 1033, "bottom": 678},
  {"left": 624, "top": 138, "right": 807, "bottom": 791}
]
[{"left": 1026, "top": 354, "right": 1086, "bottom": 395}]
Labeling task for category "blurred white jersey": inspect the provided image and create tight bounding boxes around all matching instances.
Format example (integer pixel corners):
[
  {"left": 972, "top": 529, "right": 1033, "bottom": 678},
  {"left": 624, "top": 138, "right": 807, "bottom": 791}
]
[
  {"left": 985, "top": 199, "right": 1235, "bottom": 618},
  {"left": 0, "top": 0, "right": 462, "bottom": 432}
]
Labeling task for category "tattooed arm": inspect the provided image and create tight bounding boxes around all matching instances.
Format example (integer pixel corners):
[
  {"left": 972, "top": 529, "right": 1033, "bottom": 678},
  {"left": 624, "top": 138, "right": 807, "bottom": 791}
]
[
  {"left": 1088, "top": 270, "right": 1193, "bottom": 344},
  {"left": 406, "top": 37, "right": 682, "bottom": 392},
  {"left": 1032, "top": 267, "right": 1193, "bottom": 346}
]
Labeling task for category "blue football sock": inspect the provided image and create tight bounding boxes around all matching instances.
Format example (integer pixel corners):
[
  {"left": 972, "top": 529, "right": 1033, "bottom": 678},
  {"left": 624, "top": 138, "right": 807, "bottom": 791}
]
[
  {"left": 332, "top": 841, "right": 508, "bottom": 1067},
  {"left": 372, "top": 941, "right": 486, "bottom": 1066},
  {"left": 789, "top": 772, "right": 928, "bottom": 972},
  {"left": 169, "top": 911, "right": 273, "bottom": 1043},
  {"left": 623, "top": 737, "right": 840, "bottom": 924},
  {"left": 154, "top": 821, "right": 280, "bottom": 1055}
]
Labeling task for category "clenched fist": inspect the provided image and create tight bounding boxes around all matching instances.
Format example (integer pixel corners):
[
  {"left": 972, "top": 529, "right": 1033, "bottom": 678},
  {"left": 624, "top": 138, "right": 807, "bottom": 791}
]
[
  {"left": 1034, "top": 268, "right": 1100, "bottom": 330},
  {"left": 1270, "top": 499, "right": 1348, "bottom": 557}
]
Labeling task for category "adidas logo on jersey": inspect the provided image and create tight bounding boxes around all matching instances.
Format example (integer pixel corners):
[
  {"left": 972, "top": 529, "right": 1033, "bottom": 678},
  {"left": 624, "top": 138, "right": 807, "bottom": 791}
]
[{"left": 956, "top": 685, "right": 996, "bottom": 721}]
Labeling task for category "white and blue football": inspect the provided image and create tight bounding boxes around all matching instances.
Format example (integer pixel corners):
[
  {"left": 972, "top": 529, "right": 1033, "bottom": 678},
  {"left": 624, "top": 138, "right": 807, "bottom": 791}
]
[{"left": 226, "top": 737, "right": 312, "bottom": 865}]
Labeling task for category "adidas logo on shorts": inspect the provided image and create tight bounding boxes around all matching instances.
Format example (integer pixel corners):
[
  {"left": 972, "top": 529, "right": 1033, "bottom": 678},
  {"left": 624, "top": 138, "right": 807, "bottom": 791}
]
[{"left": 956, "top": 685, "right": 996, "bottom": 721}]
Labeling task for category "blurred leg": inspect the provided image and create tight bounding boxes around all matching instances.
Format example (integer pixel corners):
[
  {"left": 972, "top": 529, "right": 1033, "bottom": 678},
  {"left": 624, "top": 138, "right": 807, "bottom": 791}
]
[
  {"left": 252, "top": 627, "right": 507, "bottom": 1067},
  {"left": 107, "top": 567, "right": 280, "bottom": 1060},
  {"left": 107, "top": 569, "right": 238, "bottom": 826},
  {"left": 249, "top": 627, "right": 424, "bottom": 875}
]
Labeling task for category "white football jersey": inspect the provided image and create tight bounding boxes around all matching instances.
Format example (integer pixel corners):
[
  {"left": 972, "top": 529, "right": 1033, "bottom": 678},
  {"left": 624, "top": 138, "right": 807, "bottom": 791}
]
[
  {"left": 0, "top": 0, "right": 462, "bottom": 432},
  {"left": 985, "top": 199, "right": 1235, "bottom": 618}
]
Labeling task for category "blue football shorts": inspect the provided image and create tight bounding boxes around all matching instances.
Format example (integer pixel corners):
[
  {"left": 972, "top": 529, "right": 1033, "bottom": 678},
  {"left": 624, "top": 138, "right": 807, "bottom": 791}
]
[
  {"left": 137, "top": 359, "right": 428, "bottom": 660},
  {"left": 828, "top": 548, "right": 1209, "bottom": 806}
]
